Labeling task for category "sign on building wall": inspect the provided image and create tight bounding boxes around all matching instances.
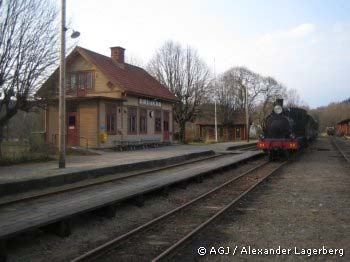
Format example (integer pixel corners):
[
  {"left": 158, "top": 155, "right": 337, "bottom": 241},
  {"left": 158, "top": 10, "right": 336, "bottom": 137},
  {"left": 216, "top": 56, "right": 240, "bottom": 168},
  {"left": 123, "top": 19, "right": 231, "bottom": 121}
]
[{"left": 139, "top": 98, "right": 162, "bottom": 107}]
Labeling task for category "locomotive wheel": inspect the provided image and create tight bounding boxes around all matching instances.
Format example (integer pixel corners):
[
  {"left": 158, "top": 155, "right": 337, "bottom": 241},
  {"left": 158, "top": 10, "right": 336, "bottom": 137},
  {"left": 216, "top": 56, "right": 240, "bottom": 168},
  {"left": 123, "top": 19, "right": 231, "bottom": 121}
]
[{"left": 268, "top": 151, "right": 275, "bottom": 161}]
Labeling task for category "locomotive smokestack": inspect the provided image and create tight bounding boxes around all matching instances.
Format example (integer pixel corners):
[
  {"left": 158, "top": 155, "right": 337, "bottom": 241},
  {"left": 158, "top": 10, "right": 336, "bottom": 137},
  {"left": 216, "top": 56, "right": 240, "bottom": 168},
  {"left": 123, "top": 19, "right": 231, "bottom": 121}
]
[{"left": 276, "top": 99, "right": 284, "bottom": 106}]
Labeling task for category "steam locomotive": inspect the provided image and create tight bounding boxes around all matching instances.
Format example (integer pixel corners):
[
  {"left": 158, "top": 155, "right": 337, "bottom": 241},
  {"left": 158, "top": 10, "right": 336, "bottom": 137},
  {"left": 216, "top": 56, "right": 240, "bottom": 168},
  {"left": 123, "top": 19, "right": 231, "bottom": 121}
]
[{"left": 257, "top": 99, "right": 318, "bottom": 160}]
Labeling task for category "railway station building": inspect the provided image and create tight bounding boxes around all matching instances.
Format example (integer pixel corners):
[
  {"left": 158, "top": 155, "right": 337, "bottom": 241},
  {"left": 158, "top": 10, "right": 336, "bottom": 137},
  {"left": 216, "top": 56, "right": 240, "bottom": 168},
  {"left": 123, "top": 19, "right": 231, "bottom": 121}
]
[{"left": 38, "top": 46, "right": 179, "bottom": 148}]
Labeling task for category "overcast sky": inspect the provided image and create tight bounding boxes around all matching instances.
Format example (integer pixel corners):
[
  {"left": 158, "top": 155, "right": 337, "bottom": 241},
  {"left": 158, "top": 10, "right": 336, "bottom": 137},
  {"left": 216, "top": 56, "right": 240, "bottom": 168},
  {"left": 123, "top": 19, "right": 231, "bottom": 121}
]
[{"left": 61, "top": 0, "right": 350, "bottom": 108}]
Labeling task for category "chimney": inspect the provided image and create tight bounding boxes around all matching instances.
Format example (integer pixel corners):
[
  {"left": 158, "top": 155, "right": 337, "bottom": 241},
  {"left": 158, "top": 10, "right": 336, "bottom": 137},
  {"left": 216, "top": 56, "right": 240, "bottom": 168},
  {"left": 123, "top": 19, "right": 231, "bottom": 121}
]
[
  {"left": 110, "top": 46, "right": 125, "bottom": 63},
  {"left": 276, "top": 99, "right": 284, "bottom": 106}
]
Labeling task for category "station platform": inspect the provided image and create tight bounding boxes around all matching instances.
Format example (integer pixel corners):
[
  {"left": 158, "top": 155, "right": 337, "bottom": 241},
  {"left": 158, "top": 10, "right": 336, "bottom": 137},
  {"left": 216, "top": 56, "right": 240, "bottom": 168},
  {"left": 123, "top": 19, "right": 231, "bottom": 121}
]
[
  {"left": 0, "top": 149, "right": 262, "bottom": 241},
  {"left": 0, "top": 141, "right": 257, "bottom": 197}
]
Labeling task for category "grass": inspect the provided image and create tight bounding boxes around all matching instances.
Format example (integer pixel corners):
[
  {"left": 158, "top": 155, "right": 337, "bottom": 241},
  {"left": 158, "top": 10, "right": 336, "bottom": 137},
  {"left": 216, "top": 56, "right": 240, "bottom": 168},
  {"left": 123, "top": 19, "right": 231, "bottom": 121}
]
[
  {"left": 0, "top": 140, "right": 54, "bottom": 166},
  {"left": 1, "top": 140, "right": 30, "bottom": 156},
  {"left": 0, "top": 153, "right": 54, "bottom": 166}
]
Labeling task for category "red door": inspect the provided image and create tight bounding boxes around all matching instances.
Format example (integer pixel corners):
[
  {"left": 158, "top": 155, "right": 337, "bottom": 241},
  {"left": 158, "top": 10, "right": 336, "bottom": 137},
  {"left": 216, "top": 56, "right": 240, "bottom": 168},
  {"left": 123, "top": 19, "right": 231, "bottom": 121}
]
[
  {"left": 163, "top": 111, "right": 170, "bottom": 141},
  {"left": 67, "top": 112, "right": 78, "bottom": 146}
]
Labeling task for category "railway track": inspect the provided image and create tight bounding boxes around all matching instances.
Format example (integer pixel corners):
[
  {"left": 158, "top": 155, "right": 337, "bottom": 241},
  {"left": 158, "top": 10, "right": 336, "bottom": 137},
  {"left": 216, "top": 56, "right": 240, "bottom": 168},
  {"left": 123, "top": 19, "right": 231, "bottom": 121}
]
[
  {"left": 227, "top": 143, "right": 257, "bottom": 151},
  {"left": 0, "top": 153, "right": 227, "bottom": 207},
  {"left": 239, "top": 145, "right": 258, "bottom": 151},
  {"left": 72, "top": 159, "right": 286, "bottom": 262},
  {"left": 331, "top": 137, "right": 350, "bottom": 164}
]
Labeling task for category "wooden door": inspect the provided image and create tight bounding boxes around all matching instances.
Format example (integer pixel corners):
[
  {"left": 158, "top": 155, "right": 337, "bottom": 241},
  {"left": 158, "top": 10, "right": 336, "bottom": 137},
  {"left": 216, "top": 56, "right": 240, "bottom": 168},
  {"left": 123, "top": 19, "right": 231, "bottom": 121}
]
[
  {"left": 228, "top": 127, "right": 234, "bottom": 141},
  {"left": 163, "top": 111, "right": 170, "bottom": 141},
  {"left": 67, "top": 112, "right": 78, "bottom": 145},
  {"left": 208, "top": 127, "right": 215, "bottom": 140}
]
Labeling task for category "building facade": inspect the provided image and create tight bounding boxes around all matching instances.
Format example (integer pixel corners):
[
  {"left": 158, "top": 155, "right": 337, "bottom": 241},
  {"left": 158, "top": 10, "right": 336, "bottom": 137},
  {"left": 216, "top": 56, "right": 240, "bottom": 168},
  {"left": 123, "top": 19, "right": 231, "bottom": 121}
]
[
  {"left": 39, "top": 46, "right": 178, "bottom": 148},
  {"left": 337, "top": 119, "right": 350, "bottom": 136},
  {"left": 183, "top": 104, "right": 247, "bottom": 142}
]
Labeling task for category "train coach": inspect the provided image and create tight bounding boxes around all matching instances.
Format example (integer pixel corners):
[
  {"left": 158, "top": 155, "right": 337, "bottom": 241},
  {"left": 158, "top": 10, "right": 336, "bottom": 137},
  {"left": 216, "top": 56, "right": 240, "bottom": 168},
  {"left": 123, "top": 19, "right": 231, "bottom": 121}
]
[
  {"left": 257, "top": 99, "right": 317, "bottom": 160},
  {"left": 326, "top": 126, "right": 335, "bottom": 136}
]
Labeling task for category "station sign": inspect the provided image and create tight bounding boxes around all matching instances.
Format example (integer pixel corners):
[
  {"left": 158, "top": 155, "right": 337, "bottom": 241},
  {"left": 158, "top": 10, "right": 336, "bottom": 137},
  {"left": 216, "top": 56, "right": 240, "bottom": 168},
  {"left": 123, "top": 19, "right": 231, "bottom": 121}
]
[{"left": 139, "top": 98, "right": 162, "bottom": 107}]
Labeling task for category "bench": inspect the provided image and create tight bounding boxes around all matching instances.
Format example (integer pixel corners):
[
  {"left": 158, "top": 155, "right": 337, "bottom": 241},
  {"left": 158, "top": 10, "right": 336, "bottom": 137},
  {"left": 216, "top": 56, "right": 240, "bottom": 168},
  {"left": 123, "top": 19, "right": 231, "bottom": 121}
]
[
  {"left": 113, "top": 139, "right": 141, "bottom": 151},
  {"left": 141, "top": 138, "right": 161, "bottom": 148}
]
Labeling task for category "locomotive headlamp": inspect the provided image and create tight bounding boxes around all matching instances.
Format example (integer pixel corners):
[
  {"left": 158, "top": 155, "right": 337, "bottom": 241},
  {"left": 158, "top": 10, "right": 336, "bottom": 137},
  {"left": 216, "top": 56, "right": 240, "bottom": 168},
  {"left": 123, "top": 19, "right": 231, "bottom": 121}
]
[{"left": 273, "top": 105, "right": 283, "bottom": 114}]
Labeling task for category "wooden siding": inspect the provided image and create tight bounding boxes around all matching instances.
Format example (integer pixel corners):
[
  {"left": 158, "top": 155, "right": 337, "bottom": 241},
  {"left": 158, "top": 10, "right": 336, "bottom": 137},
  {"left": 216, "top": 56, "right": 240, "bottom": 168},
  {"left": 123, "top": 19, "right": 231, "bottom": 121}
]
[
  {"left": 46, "top": 97, "right": 174, "bottom": 149},
  {"left": 46, "top": 105, "right": 59, "bottom": 146},
  {"left": 67, "top": 55, "right": 94, "bottom": 71},
  {"left": 183, "top": 122, "right": 246, "bottom": 142},
  {"left": 79, "top": 101, "right": 98, "bottom": 147},
  {"left": 65, "top": 53, "right": 123, "bottom": 99}
]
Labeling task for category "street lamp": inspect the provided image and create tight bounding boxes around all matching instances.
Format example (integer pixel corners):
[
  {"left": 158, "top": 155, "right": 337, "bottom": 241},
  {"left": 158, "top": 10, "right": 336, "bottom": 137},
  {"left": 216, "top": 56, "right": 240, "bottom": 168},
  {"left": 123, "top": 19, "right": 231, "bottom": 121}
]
[
  {"left": 214, "top": 99, "right": 218, "bottom": 142},
  {"left": 213, "top": 58, "right": 218, "bottom": 143},
  {"left": 58, "top": 0, "right": 80, "bottom": 168},
  {"left": 70, "top": 30, "right": 80, "bottom": 39}
]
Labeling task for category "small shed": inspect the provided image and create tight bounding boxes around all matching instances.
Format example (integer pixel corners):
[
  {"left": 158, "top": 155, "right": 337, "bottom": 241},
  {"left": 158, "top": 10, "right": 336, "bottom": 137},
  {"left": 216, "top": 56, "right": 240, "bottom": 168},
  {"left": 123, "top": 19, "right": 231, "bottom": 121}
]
[
  {"left": 183, "top": 104, "right": 248, "bottom": 142},
  {"left": 337, "top": 119, "right": 350, "bottom": 136}
]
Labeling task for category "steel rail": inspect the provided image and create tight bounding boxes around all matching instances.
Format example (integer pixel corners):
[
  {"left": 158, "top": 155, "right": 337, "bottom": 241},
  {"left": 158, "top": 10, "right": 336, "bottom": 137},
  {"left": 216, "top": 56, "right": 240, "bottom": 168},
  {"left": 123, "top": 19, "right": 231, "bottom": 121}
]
[
  {"left": 71, "top": 160, "right": 270, "bottom": 262},
  {"left": 239, "top": 145, "right": 258, "bottom": 151},
  {"left": 0, "top": 153, "right": 227, "bottom": 207},
  {"left": 331, "top": 137, "right": 350, "bottom": 164},
  {"left": 152, "top": 161, "right": 286, "bottom": 261}
]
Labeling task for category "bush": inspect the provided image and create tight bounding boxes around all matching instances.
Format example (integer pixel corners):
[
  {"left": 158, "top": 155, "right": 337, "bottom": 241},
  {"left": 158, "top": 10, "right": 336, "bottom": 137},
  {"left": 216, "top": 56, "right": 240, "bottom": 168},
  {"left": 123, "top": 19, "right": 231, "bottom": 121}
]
[
  {"left": 0, "top": 140, "right": 55, "bottom": 166},
  {"left": 30, "top": 142, "right": 56, "bottom": 156},
  {"left": 0, "top": 154, "right": 53, "bottom": 166}
]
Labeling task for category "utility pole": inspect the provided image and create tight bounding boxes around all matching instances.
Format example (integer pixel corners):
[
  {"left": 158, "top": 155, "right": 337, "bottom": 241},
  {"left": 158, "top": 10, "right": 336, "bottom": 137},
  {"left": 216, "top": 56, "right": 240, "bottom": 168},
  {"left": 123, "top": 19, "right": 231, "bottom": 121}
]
[
  {"left": 58, "top": 0, "right": 66, "bottom": 168},
  {"left": 245, "top": 84, "right": 249, "bottom": 142},
  {"left": 214, "top": 58, "right": 218, "bottom": 142},
  {"left": 214, "top": 99, "right": 218, "bottom": 142}
]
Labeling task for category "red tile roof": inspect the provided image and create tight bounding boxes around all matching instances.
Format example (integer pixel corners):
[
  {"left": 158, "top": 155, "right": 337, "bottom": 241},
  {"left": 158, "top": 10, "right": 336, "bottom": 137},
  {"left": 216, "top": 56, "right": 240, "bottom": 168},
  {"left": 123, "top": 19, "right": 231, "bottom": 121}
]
[
  {"left": 76, "top": 47, "right": 179, "bottom": 102},
  {"left": 338, "top": 118, "right": 350, "bottom": 125}
]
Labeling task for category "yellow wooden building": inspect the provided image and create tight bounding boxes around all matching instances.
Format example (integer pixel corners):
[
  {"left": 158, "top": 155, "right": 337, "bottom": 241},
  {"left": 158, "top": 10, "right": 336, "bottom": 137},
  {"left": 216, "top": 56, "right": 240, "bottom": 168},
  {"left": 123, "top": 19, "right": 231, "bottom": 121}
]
[{"left": 38, "top": 46, "right": 178, "bottom": 148}]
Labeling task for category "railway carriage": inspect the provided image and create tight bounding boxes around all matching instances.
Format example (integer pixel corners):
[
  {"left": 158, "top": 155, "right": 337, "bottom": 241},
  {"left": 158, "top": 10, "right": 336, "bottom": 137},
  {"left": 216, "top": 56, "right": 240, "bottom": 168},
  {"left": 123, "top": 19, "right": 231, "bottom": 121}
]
[
  {"left": 326, "top": 126, "right": 335, "bottom": 136},
  {"left": 257, "top": 99, "right": 317, "bottom": 160}
]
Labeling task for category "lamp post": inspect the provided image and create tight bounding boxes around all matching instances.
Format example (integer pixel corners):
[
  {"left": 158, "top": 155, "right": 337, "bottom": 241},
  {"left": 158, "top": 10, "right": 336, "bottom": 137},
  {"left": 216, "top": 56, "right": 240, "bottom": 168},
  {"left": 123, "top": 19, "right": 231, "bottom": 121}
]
[
  {"left": 213, "top": 58, "right": 218, "bottom": 143},
  {"left": 58, "top": 0, "right": 80, "bottom": 168},
  {"left": 214, "top": 99, "right": 218, "bottom": 142},
  {"left": 245, "top": 83, "right": 249, "bottom": 142}
]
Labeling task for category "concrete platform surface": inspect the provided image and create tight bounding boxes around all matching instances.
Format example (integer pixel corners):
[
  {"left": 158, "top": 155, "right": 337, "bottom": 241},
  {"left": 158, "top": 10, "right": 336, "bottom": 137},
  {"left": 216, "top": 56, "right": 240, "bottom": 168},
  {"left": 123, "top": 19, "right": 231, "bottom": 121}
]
[
  {"left": 0, "top": 141, "right": 256, "bottom": 185},
  {"left": 0, "top": 150, "right": 262, "bottom": 240}
]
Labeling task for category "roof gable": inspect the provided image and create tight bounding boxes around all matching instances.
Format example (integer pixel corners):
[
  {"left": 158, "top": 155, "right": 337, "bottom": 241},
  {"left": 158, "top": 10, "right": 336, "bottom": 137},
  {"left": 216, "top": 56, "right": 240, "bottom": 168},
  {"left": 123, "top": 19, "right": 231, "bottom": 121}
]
[
  {"left": 76, "top": 47, "right": 178, "bottom": 102},
  {"left": 39, "top": 46, "right": 179, "bottom": 102}
]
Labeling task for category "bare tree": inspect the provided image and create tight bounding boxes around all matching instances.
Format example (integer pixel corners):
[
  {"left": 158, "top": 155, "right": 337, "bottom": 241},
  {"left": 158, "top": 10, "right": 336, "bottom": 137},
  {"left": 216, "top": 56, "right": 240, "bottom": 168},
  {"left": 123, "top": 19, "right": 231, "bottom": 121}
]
[
  {"left": 213, "top": 75, "right": 236, "bottom": 127},
  {"left": 310, "top": 99, "right": 350, "bottom": 133},
  {"left": 255, "top": 76, "right": 286, "bottom": 131},
  {"left": 0, "top": 0, "right": 59, "bottom": 153},
  {"left": 125, "top": 53, "right": 144, "bottom": 67},
  {"left": 219, "top": 67, "right": 264, "bottom": 110},
  {"left": 284, "top": 88, "right": 309, "bottom": 108},
  {"left": 214, "top": 67, "right": 265, "bottom": 130},
  {"left": 148, "top": 41, "right": 210, "bottom": 142}
]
